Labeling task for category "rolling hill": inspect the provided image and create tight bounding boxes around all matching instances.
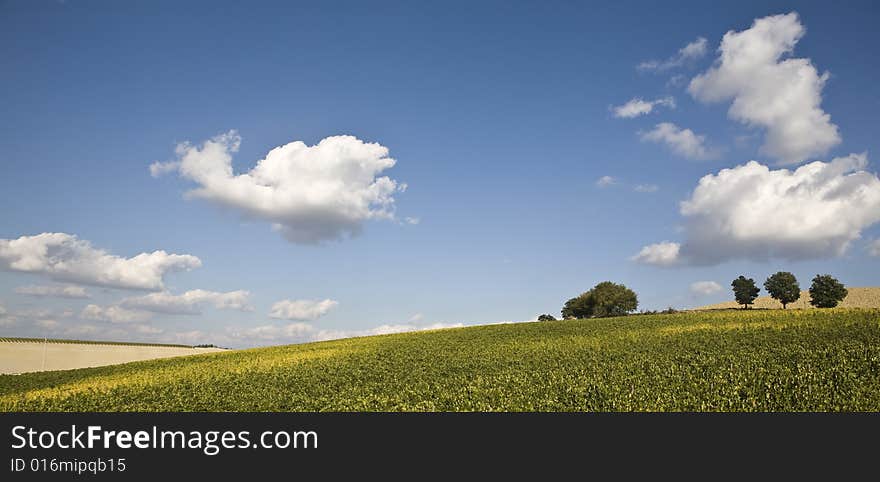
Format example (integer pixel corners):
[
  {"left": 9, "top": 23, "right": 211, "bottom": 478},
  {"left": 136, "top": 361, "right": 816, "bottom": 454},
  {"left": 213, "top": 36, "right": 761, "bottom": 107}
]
[
  {"left": 2, "top": 308, "right": 880, "bottom": 411},
  {"left": 695, "top": 286, "right": 880, "bottom": 310}
]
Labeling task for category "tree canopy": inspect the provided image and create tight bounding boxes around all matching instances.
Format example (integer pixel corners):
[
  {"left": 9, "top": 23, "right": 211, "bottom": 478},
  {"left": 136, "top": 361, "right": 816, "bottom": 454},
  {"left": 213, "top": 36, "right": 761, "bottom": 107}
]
[
  {"left": 561, "top": 281, "right": 638, "bottom": 319},
  {"left": 809, "top": 274, "right": 848, "bottom": 308},
  {"left": 731, "top": 276, "right": 760, "bottom": 309},
  {"left": 763, "top": 272, "right": 800, "bottom": 309}
]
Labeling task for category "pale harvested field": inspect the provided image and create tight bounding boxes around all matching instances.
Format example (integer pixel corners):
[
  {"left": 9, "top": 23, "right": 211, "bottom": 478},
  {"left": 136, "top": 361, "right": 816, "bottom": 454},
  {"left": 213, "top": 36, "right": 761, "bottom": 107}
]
[
  {"left": 695, "top": 286, "right": 880, "bottom": 310},
  {"left": 0, "top": 340, "right": 225, "bottom": 374}
]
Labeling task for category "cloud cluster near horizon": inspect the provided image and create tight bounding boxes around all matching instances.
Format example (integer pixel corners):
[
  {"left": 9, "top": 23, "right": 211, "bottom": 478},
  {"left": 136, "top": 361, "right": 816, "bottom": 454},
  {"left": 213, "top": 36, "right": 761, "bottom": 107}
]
[
  {"left": 228, "top": 320, "right": 466, "bottom": 346},
  {"left": 121, "top": 289, "right": 253, "bottom": 315},
  {"left": 268, "top": 299, "right": 339, "bottom": 321},
  {"left": 0, "top": 233, "right": 201, "bottom": 291}
]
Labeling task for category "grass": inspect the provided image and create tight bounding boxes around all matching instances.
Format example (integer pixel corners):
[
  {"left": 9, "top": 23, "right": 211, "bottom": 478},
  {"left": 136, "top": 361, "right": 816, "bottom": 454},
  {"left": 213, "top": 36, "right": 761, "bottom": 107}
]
[{"left": 2, "top": 309, "right": 880, "bottom": 411}]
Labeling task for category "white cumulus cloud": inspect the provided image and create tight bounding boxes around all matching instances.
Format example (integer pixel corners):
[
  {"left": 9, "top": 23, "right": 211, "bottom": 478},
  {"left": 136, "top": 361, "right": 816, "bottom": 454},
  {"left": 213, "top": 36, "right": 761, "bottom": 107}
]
[
  {"left": 81, "top": 304, "right": 152, "bottom": 323},
  {"left": 121, "top": 289, "right": 252, "bottom": 315},
  {"left": 688, "top": 12, "right": 840, "bottom": 165},
  {"left": 634, "top": 184, "right": 659, "bottom": 193},
  {"left": 640, "top": 122, "right": 718, "bottom": 160},
  {"left": 631, "top": 241, "right": 681, "bottom": 266},
  {"left": 151, "top": 130, "right": 407, "bottom": 244},
  {"left": 612, "top": 96, "right": 675, "bottom": 118},
  {"left": 636, "top": 153, "right": 880, "bottom": 265},
  {"left": 638, "top": 37, "right": 708, "bottom": 72},
  {"left": 0, "top": 233, "right": 201, "bottom": 291},
  {"left": 15, "top": 284, "right": 90, "bottom": 299},
  {"left": 690, "top": 281, "right": 722, "bottom": 295},
  {"left": 269, "top": 299, "right": 338, "bottom": 321}
]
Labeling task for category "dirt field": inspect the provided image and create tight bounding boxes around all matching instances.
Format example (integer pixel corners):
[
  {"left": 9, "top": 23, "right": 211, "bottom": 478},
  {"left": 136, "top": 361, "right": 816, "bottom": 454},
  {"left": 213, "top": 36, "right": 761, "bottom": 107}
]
[
  {"left": 695, "top": 286, "right": 880, "bottom": 310},
  {"left": 0, "top": 340, "right": 225, "bottom": 374}
]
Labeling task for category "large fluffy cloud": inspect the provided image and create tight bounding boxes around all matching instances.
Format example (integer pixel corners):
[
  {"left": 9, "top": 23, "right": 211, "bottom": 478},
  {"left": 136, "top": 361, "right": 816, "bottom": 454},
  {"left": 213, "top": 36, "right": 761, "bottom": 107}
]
[
  {"left": 0, "top": 233, "right": 201, "bottom": 290},
  {"left": 151, "top": 131, "right": 406, "bottom": 244},
  {"left": 120, "top": 289, "right": 252, "bottom": 315},
  {"left": 612, "top": 97, "right": 675, "bottom": 118},
  {"left": 688, "top": 13, "right": 840, "bottom": 164},
  {"left": 634, "top": 154, "right": 880, "bottom": 265},
  {"left": 268, "top": 299, "right": 338, "bottom": 321},
  {"left": 640, "top": 123, "right": 717, "bottom": 160},
  {"left": 638, "top": 37, "right": 708, "bottom": 72}
]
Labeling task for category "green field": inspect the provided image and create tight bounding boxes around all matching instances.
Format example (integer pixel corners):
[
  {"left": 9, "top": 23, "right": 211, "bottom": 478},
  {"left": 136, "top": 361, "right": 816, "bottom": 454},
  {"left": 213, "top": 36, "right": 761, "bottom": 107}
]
[{"left": 2, "top": 309, "right": 880, "bottom": 411}]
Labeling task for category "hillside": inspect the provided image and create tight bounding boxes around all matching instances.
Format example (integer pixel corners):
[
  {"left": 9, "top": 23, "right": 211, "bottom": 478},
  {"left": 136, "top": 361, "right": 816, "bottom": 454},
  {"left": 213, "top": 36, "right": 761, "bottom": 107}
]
[
  {"left": 695, "top": 286, "right": 880, "bottom": 310},
  {"left": 3, "top": 309, "right": 880, "bottom": 411}
]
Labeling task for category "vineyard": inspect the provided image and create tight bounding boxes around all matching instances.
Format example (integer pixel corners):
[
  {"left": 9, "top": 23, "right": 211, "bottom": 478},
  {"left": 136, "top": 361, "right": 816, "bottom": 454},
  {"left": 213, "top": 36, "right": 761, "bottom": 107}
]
[
  {"left": 0, "top": 337, "right": 194, "bottom": 348},
  {"left": 2, "top": 308, "right": 880, "bottom": 411}
]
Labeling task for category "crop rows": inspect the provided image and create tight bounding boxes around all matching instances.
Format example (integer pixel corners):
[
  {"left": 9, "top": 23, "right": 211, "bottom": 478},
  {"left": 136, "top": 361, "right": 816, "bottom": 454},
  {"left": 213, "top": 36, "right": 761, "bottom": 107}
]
[{"left": 2, "top": 309, "right": 879, "bottom": 411}]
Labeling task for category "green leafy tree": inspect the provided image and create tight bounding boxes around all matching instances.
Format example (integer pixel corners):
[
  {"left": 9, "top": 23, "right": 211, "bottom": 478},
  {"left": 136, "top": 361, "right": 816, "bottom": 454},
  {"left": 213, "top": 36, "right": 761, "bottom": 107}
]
[
  {"left": 731, "top": 276, "right": 760, "bottom": 309},
  {"left": 561, "top": 281, "right": 638, "bottom": 319},
  {"left": 763, "top": 272, "right": 800, "bottom": 309},
  {"left": 809, "top": 274, "right": 848, "bottom": 308},
  {"left": 537, "top": 314, "right": 556, "bottom": 322},
  {"left": 561, "top": 295, "right": 592, "bottom": 319}
]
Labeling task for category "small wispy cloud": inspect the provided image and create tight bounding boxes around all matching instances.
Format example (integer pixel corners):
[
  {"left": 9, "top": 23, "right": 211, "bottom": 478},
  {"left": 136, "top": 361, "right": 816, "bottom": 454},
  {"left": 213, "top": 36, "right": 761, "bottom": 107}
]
[
  {"left": 638, "top": 37, "right": 708, "bottom": 72},
  {"left": 633, "top": 184, "right": 659, "bottom": 193},
  {"left": 612, "top": 96, "right": 675, "bottom": 118},
  {"left": 640, "top": 122, "right": 719, "bottom": 160},
  {"left": 596, "top": 175, "right": 617, "bottom": 187},
  {"left": 631, "top": 241, "right": 681, "bottom": 267},
  {"left": 690, "top": 281, "right": 722, "bottom": 295},
  {"left": 15, "top": 284, "right": 90, "bottom": 299}
]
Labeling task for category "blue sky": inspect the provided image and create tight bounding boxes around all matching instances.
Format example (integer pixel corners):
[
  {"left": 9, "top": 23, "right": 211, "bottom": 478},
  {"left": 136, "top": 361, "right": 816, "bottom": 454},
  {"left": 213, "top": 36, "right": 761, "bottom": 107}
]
[{"left": 1, "top": 0, "right": 879, "bottom": 347}]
